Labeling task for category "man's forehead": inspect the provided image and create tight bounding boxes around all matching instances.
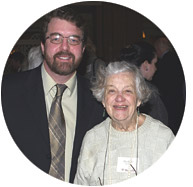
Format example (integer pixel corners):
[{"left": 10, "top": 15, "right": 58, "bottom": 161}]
[{"left": 47, "top": 18, "right": 82, "bottom": 33}]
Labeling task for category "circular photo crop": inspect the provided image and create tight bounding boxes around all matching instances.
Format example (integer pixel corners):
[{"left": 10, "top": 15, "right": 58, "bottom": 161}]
[{"left": 1, "top": 1, "right": 186, "bottom": 186}]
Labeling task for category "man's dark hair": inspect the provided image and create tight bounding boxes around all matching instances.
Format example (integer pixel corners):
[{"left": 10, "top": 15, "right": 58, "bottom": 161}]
[{"left": 41, "top": 6, "right": 87, "bottom": 45}]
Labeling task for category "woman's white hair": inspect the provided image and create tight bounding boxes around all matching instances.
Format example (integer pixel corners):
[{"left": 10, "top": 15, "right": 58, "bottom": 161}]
[{"left": 91, "top": 61, "right": 152, "bottom": 104}]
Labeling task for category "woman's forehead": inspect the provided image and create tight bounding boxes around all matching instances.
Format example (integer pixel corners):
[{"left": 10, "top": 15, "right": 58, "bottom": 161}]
[
  {"left": 106, "top": 72, "right": 135, "bottom": 87},
  {"left": 107, "top": 72, "right": 135, "bottom": 82}
]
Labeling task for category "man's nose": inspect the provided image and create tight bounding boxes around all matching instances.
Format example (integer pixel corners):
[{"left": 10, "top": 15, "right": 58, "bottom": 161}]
[{"left": 60, "top": 38, "right": 70, "bottom": 50}]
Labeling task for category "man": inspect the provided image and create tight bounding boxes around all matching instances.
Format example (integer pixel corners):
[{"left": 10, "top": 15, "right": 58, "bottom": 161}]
[
  {"left": 1, "top": 7, "right": 105, "bottom": 183},
  {"left": 152, "top": 36, "right": 186, "bottom": 135}
]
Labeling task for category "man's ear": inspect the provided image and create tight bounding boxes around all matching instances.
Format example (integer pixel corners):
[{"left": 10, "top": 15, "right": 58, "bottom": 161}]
[{"left": 82, "top": 46, "right": 85, "bottom": 53}]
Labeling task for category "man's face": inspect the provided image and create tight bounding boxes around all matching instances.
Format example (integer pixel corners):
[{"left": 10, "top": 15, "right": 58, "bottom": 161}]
[{"left": 41, "top": 18, "right": 85, "bottom": 76}]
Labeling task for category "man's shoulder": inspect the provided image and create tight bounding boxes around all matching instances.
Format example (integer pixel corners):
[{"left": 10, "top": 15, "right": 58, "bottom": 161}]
[{"left": 2, "top": 66, "right": 41, "bottom": 87}]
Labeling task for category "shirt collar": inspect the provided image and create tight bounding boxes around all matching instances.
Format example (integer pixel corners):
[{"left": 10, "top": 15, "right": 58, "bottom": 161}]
[{"left": 41, "top": 63, "right": 77, "bottom": 96}]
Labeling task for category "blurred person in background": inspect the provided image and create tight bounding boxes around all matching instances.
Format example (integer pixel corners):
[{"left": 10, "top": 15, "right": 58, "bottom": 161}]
[
  {"left": 4, "top": 51, "right": 25, "bottom": 74},
  {"left": 152, "top": 36, "right": 186, "bottom": 135},
  {"left": 26, "top": 45, "right": 43, "bottom": 70},
  {"left": 119, "top": 41, "right": 168, "bottom": 126}
]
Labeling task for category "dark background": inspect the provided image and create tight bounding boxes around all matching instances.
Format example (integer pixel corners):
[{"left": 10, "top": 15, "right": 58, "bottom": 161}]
[{"left": 8, "top": 1, "right": 165, "bottom": 65}]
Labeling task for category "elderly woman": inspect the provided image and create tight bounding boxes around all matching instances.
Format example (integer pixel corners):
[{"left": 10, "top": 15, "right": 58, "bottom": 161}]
[{"left": 74, "top": 61, "right": 174, "bottom": 185}]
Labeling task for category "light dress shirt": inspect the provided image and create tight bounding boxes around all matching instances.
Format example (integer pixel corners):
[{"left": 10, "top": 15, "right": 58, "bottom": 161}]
[{"left": 41, "top": 64, "right": 77, "bottom": 182}]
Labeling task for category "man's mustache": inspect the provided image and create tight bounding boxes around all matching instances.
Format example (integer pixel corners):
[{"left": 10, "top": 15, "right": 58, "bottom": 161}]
[{"left": 54, "top": 51, "right": 75, "bottom": 59}]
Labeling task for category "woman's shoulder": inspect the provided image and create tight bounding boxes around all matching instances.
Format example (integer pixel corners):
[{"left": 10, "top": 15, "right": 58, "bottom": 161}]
[
  {"left": 85, "top": 117, "right": 110, "bottom": 138},
  {"left": 143, "top": 114, "right": 174, "bottom": 138},
  {"left": 79, "top": 118, "right": 110, "bottom": 156}
]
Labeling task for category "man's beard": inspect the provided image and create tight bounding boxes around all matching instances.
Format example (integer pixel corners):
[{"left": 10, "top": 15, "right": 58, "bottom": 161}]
[{"left": 44, "top": 51, "right": 82, "bottom": 75}]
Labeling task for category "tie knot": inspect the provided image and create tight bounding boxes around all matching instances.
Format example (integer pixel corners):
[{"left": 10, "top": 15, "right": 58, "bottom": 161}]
[{"left": 56, "top": 84, "right": 67, "bottom": 97}]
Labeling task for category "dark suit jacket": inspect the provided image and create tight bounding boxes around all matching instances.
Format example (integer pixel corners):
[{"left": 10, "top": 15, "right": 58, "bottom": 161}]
[
  {"left": 1, "top": 65, "right": 105, "bottom": 183},
  {"left": 140, "top": 81, "right": 168, "bottom": 126},
  {"left": 152, "top": 51, "right": 186, "bottom": 135}
]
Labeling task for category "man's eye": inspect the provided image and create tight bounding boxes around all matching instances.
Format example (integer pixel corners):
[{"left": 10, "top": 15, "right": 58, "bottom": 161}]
[
  {"left": 52, "top": 37, "right": 60, "bottom": 41},
  {"left": 52, "top": 39, "right": 58, "bottom": 42},
  {"left": 50, "top": 34, "right": 62, "bottom": 43},
  {"left": 70, "top": 38, "right": 78, "bottom": 42},
  {"left": 69, "top": 37, "right": 80, "bottom": 44}
]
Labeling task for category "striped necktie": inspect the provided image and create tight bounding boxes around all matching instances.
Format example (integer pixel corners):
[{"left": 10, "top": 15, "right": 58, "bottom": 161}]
[{"left": 48, "top": 84, "right": 67, "bottom": 180}]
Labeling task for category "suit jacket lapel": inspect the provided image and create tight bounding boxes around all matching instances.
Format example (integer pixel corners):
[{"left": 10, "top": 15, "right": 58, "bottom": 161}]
[
  {"left": 70, "top": 75, "right": 94, "bottom": 182},
  {"left": 74, "top": 75, "right": 90, "bottom": 153}
]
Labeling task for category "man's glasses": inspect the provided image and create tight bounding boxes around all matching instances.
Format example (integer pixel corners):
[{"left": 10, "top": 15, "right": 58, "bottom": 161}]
[{"left": 45, "top": 33, "right": 83, "bottom": 46}]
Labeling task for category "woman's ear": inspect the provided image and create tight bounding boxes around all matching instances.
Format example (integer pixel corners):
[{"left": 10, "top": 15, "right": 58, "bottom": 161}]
[
  {"left": 137, "top": 100, "right": 141, "bottom": 107},
  {"left": 102, "top": 99, "right": 105, "bottom": 108},
  {"left": 40, "top": 42, "right": 45, "bottom": 55},
  {"left": 102, "top": 97, "right": 105, "bottom": 108},
  {"left": 142, "top": 60, "right": 149, "bottom": 71},
  {"left": 140, "top": 60, "right": 150, "bottom": 80}
]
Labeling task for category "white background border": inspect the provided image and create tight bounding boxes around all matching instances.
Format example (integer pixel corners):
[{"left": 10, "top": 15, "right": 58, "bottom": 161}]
[{"left": 0, "top": 0, "right": 192, "bottom": 186}]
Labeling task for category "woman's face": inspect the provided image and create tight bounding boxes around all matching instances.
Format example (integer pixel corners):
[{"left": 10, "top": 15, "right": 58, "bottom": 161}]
[
  {"left": 145, "top": 55, "right": 158, "bottom": 80},
  {"left": 102, "top": 72, "right": 141, "bottom": 124}
]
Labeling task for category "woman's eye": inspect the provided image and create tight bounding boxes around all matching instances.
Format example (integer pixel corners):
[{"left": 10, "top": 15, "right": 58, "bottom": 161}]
[
  {"left": 125, "top": 90, "right": 132, "bottom": 94},
  {"left": 108, "top": 89, "right": 115, "bottom": 94}
]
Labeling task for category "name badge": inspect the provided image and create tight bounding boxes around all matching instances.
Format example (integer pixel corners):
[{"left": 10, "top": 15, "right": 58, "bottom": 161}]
[{"left": 117, "top": 157, "right": 138, "bottom": 173}]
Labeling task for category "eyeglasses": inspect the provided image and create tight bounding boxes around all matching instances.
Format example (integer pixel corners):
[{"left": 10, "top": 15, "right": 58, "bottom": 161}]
[{"left": 45, "top": 33, "right": 83, "bottom": 46}]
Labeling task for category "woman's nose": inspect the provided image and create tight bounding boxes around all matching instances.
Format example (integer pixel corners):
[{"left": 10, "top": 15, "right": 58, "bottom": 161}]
[{"left": 115, "top": 93, "right": 125, "bottom": 102}]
